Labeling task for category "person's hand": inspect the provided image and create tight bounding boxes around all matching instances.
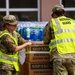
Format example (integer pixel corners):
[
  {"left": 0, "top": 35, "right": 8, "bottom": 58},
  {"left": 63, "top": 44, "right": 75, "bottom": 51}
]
[
  {"left": 26, "top": 41, "right": 32, "bottom": 46},
  {"left": 31, "top": 41, "right": 36, "bottom": 45}
]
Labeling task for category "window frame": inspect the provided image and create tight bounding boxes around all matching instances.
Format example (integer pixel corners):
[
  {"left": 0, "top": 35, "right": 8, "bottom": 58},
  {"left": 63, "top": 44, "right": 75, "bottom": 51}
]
[
  {"left": 60, "top": 0, "right": 75, "bottom": 12},
  {"left": 0, "top": 0, "right": 40, "bottom": 21}
]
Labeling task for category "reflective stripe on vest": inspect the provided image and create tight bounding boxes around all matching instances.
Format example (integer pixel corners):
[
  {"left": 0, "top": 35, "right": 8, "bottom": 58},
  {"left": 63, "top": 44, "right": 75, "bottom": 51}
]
[
  {"left": 0, "top": 30, "right": 19, "bottom": 71},
  {"left": 50, "top": 38, "right": 75, "bottom": 46},
  {"left": 50, "top": 16, "right": 75, "bottom": 54},
  {"left": 0, "top": 55, "right": 18, "bottom": 62},
  {"left": 54, "top": 18, "right": 75, "bottom": 34}
]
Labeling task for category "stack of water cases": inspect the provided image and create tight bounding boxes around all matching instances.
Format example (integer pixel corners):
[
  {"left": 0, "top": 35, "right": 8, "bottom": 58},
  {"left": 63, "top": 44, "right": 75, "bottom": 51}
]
[
  {"left": 20, "top": 44, "right": 53, "bottom": 75},
  {"left": 16, "top": 21, "right": 48, "bottom": 41},
  {"left": 18, "top": 22, "right": 53, "bottom": 75}
]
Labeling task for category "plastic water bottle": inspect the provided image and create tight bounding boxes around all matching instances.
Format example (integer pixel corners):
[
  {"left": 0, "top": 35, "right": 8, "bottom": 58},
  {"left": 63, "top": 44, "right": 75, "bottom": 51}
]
[
  {"left": 26, "top": 27, "right": 30, "bottom": 40},
  {"left": 16, "top": 22, "right": 23, "bottom": 36},
  {"left": 32, "top": 22, "right": 40, "bottom": 41}
]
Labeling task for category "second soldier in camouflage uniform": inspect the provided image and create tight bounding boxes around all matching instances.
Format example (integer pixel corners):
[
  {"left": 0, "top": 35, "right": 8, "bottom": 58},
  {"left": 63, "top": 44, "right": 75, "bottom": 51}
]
[{"left": 44, "top": 4, "right": 75, "bottom": 75}]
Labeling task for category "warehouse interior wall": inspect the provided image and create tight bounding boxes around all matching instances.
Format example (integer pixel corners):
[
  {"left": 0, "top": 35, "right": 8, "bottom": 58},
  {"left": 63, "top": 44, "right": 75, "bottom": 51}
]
[{"left": 40, "top": 0, "right": 60, "bottom": 21}]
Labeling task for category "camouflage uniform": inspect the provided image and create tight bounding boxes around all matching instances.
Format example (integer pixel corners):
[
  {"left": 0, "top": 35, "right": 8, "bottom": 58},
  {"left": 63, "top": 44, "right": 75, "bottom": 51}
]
[
  {"left": 0, "top": 15, "right": 27, "bottom": 75},
  {"left": 0, "top": 30, "right": 25, "bottom": 75},
  {"left": 44, "top": 5, "right": 75, "bottom": 75}
]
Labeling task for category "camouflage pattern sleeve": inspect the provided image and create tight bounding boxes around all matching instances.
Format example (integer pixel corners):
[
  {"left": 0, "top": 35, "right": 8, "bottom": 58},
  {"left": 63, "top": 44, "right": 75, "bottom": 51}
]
[
  {"left": 16, "top": 32, "right": 27, "bottom": 45},
  {"left": 0, "top": 32, "right": 27, "bottom": 54},
  {"left": 43, "top": 21, "right": 54, "bottom": 44},
  {"left": 0, "top": 35, "right": 16, "bottom": 54}
]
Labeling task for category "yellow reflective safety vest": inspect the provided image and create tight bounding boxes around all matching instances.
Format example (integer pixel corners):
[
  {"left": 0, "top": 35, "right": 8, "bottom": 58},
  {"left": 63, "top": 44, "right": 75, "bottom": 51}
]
[
  {"left": 49, "top": 16, "right": 75, "bottom": 54},
  {"left": 0, "top": 30, "right": 19, "bottom": 71}
]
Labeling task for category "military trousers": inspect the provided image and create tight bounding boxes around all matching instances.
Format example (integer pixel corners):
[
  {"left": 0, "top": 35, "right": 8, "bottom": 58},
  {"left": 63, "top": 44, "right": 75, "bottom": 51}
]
[
  {"left": 53, "top": 58, "right": 75, "bottom": 75},
  {"left": 0, "top": 70, "right": 19, "bottom": 75}
]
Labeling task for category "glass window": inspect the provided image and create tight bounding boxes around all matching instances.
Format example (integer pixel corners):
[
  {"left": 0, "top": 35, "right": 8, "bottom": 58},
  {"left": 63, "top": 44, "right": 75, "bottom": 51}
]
[
  {"left": 0, "top": 0, "right": 6, "bottom": 8},
  {"left": 66, "top": 11, "right": 75, "bottom": 20},
  {"left": 0, "top": 0, "right": 40, "bottom": 21},
  {"left": 0, "top": 12, "right": 6, "bottom": 21},
  {"left": 9, "top": 12, "right": 38, "bottom": 21},
  {"left": 0, "top": 12, "right": 6, "bottom": 31},
  {"left": 62, "top": 0, "right": 75, "bottom": 7},
  {"left": 62, "top": 0, "right": 75, "bottom": 20},
  {"left": 9, "top": 0, "right": 37, "bottom": 8}
]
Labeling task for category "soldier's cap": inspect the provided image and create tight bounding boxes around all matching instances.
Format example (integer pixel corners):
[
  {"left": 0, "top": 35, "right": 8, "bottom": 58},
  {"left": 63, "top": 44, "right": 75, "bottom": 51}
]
[
  {"left": 52, "top": 4, "right": 64, "bottom": 13},
  {"left": 3, "top": 15, "right": 18, "bottom": 25}
]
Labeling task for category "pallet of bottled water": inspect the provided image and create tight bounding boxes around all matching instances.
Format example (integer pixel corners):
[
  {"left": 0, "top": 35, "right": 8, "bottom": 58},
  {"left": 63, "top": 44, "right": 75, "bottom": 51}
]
[{"left": 16, "top": 21, "right": 48, "bottom": 41}]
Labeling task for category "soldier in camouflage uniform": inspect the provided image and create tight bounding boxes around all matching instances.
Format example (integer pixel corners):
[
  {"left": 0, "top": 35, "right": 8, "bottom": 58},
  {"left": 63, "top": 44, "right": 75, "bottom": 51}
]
[
  {"left": 0, "top": 15, "right": 34, "bottom": 75},
  {"left": 44, "top": 4, "right": 75, "bottom": 75}
]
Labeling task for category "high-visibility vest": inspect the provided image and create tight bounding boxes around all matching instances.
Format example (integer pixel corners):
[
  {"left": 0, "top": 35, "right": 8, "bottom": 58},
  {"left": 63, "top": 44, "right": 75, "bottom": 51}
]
[
  {"left": 0, "top": 30, "right": 19, "bottom": 71},
  {"left": 49, "top": 16, "right": 75, "bottom": 54}
]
